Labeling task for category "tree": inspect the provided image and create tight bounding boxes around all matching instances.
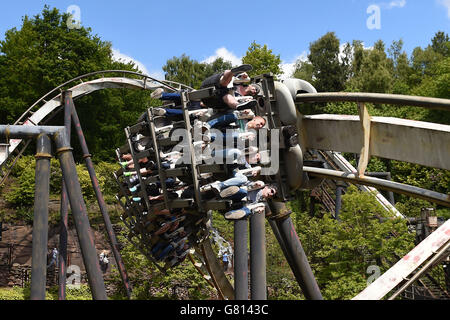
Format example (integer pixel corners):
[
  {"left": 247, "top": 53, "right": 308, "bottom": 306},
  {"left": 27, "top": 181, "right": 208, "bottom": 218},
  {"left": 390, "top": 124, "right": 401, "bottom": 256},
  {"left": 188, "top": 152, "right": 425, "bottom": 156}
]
[
  {"left": 162, "top": 55, "right": 233, "bottom": 89},
  {"left": 290, "top": 187, "right": 414, "bottom": 300},
  {"left": 307, "top": 32, "right": 347, "bottom": 92},
  {"left": 203, "top": 57, "right": 233, "bottom": 79},
  {"left": 431, "top": 31, "right": 450, "bottom": 57},
  {"left": 388, "top": 40, "right": 412, "bottom": 94},
  {"left": 292, "top": 60, "right": 314, "bottom": 83},
  {"left": 351, "top": 40, "right": 393, "bottom": 93},
  {"left": 162, "top": 54, "right": 205, "bottom": 89},
  {"left": 0, "top": 6, "right": 151, "bottom": 161},
  {"left": 242, "top": 41, "right": 282, "bottom": 77}
]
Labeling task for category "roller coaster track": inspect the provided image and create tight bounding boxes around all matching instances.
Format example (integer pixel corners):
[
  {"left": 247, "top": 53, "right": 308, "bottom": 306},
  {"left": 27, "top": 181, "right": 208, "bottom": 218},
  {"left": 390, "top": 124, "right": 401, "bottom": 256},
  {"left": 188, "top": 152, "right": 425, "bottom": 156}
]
[
  {"left": 1, "top": 73, "right": 449, "bottom": 300},
  {"left": 0, "top": 70, "right": 192, "bottom": 186},
  {"left": 0, "top": 70, "right": 234, "bottom": 297}
]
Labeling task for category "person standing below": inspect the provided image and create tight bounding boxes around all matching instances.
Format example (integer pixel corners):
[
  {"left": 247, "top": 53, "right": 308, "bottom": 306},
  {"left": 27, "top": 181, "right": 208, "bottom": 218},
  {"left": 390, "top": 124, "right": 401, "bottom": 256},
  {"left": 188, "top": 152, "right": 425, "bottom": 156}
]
[
  {"left": 99, "top": 250, "right": 109, "bottom": 273},
  {"left": 47, "top": 248, "right": 58, "bottom": 269},
  {"left": 222, "top": 252, "right": 229, "bottom": 272}
]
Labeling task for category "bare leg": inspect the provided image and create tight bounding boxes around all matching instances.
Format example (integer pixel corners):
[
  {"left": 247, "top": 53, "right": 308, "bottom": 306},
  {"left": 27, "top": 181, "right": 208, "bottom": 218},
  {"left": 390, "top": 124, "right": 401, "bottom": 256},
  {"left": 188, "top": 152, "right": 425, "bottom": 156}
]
[
  {"left": 219, "top": 70, "right": 234, "bottom": 87},
  {"left": 223, "top": 94, "right": 238, "bottom": 109}
]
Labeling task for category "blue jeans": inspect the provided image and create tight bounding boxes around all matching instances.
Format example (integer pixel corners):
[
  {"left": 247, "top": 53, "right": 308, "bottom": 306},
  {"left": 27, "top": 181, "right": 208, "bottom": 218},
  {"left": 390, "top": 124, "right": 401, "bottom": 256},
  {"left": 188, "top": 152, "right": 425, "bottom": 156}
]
[
  {"left": 227, "top": 206, "right": 251, "bottom": 216},
  {"left": 161, "top": 93, "right": 202, "bottom": 110},
  {"left": 165, "top": 108, "right": 183, "bottom": 116},
  {"left": 156, "top": 178, "right": 176, "bottom": 188},
  {"left": 152, "top": 242, "right": 174, "bottom": 260},
  {"left": 219, "top": 172, "right": 248, "bottom": 190},
  {"left": 222, "top": 188, "right": 247, "bottom": 202},
  {"left": 207, "top": 113, "right": 237, "bottom": 129},
  {"left": 161, "top": 92, "right": 182, "bottom": 105}
]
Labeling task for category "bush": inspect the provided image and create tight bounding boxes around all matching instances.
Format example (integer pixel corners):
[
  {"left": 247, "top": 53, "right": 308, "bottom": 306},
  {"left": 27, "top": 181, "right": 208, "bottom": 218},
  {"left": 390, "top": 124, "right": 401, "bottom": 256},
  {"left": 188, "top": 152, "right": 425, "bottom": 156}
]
[
  {"left": 5, "top": 159, "right": 36, "bottom": 207},
  {"left": 0, "top": 285, "right": 93, "bottom": 300}
]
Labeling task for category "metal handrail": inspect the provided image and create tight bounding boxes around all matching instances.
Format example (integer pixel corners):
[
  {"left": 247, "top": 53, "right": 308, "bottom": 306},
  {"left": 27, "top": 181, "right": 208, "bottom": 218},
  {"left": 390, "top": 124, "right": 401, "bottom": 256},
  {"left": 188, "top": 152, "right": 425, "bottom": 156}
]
[{"left": 295, "top": 92, "right": 450, "bottom": 111}]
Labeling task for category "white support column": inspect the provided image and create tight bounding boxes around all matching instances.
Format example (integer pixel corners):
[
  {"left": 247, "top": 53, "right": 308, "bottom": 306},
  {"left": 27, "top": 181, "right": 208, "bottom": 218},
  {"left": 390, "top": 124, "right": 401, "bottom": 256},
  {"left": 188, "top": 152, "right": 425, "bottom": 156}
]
[{"left": 357, "top": 102, "right": 371, "bottom": 178}]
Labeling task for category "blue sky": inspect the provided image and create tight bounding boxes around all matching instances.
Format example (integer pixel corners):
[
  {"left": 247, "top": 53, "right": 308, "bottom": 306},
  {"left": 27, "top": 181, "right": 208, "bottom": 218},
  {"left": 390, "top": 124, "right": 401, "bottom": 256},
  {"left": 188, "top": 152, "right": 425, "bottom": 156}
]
[{"left": 1, "top": 0, "right": 449, "bottom": 79}]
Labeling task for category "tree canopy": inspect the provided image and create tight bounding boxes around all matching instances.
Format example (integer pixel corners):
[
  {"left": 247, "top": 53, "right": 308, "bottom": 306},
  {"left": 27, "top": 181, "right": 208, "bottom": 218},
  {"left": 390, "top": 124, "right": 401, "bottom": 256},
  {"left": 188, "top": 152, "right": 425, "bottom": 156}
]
[
  {"left": 242, "top": 41, "right": 282, "bottom": 77},
  {"left": 0, "top": 6, "right": 153, "bottom": 161}
]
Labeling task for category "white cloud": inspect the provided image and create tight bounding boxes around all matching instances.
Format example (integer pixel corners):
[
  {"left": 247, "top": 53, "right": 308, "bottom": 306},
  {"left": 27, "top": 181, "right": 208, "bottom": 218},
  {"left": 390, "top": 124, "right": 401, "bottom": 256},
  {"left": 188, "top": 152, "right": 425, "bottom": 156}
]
[
  {"left": 202, "top": 47, "right": 242, "bottom": 66},
  {"left": 279, "top": 52, "right": 308, "bottom": 80},
  {"left": 438, "top": 0, "right": 450, "bottom": 18},
  {"left": 111, "top": 48, "right": 164, "bottom": 79}
]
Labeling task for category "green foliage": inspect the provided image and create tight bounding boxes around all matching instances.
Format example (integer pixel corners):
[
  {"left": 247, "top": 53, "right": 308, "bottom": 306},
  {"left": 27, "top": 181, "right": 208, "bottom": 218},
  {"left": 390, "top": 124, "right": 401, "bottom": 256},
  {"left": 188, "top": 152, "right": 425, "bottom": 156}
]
[
  {"left": 0, "top": 284, "right": 93, "bottom": 300},
  {"left": 289, "top": 186, "right": 414, "bottom": 300},
  {"left": 163, "top": 55, "right": 233, "bottom": 89},
  {"left": 351, "top": 40, "right": 393, "bottom": 93},
  {"left": 304, "top": 32, "right": 349, "bottom": 92},
  {"left": 0, "top": 6, "right": 151, "bottom": 162},
  {"left": 109, "top": 226, "right": 214, "bottom": 300},
  {"left": 292, "top": 60, "right": 314, "bottom": 84},
  {"left": 4, "top": 156, "right": 121, "bottom": 217},
  {"left": 242, "top": 41, "right": 282, "bottom": 78},
  {"left": 4, "top": 157, "right": 36, "bottom": 206},
  {"left": 163, "top": 54, "right": 207, "bottom": 89}
]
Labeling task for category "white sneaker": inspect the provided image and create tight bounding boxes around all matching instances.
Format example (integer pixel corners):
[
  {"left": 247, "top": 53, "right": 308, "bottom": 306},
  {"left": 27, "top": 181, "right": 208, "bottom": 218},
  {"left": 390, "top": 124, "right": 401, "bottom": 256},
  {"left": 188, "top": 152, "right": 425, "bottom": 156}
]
[
  {"left": 188, "top": 109, "right": 209, "bottom": 117},
  {"left": 224, "top": 208, "right": 252, "bottom": 220},
  {"left": 210, "top": 181, "right": 222, "bottom": 193},
  {"left": 247, "top": 146, "right": 259, "bottom": 154},
  {"left": 152, "top": 107, "right": 166, "bottom": 116},
  {"left": 233, "top": 72, "right": 251, "bottom": 85},
  {"left": 161, "top": 151, "right": 181, "bottom": 160},
  {"left": 239, "top": 166, "right": 262, "bottom": 176},
  {"left": 248, "top": 202, "right": 266, "bottom": 214},
  {"left": 236, "top": 99, "right": 257, "bottom": 110},
  {"left": 151, "top": 88, "right": 164, "bottom": 99},
  {"left": 234, "top": 109, "right": 255, "bottom": 120},
  {"left": 155, "top": 125, "right": 173, "bottom": 133},
  {"left": 247, "top": 181, "right": 265, "bottom": 191},
  {"left": 238, "top": 131, "right": 256, "bottom": 141},
  {"left": 193, "top": 119, "right": 210, "bottom": 130},
  {"left": 200, "top": 184, "right": 212, "bottom": 193},
  {"left": 219, "top": 186, "right": 240, "bottom": 198}
]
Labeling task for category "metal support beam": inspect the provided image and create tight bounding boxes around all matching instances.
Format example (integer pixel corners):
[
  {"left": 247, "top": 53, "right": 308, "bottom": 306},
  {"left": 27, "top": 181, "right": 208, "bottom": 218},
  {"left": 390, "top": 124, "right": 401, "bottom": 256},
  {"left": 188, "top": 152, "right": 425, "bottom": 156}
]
[
  {"left": 70, "top": 97, "right": 132, "bottom": 299},
  {"left": 54, "top": 131, "right": 107, "bottom": 300},
  {"left": 304, "top": 166, "right": 450, "bottom": 207},
  {"left": 250, "top": 212, "right": 267, "bottom": 300},
  {"left": 30, "top": 134, "right": 52, "bottom": 300},
  {"left": 335, "top": 181, "right": 345, "bottom": 221},
  {"left": 365, "top": 172, "right": 395, "bottom": 205},
  {"left": 58, "top": 91, "right": 71, "bottom": 300},
  {"left": 309, "top": 195, "right": 315, "bottom": 217},
  {"left": 268, "top": 201, "right": 323, "bottom": 300},
  {"left": 234, "top": 219, "right": 248, "bottom": 300}
]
